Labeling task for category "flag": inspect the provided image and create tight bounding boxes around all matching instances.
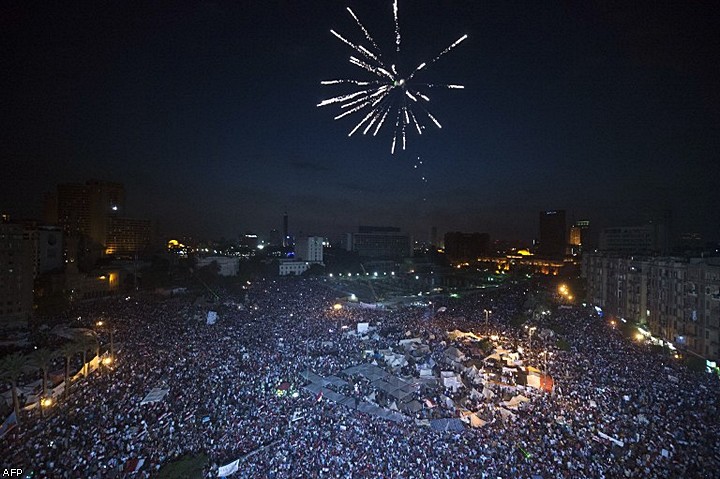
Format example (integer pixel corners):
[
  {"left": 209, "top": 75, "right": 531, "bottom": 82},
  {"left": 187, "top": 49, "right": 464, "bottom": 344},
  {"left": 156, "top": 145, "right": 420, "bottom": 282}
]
[
  {"left": 519, "top": 446, "right": 531, "bottom": 459},
  {"left": 218, "top": 459, "right": 239, "bottom": 477},
  {"left": 316, "top": 391, "right": 324, "bottom": 402},
  {"left": 0, "top": 411, "right": 17, "bottom": 438}
]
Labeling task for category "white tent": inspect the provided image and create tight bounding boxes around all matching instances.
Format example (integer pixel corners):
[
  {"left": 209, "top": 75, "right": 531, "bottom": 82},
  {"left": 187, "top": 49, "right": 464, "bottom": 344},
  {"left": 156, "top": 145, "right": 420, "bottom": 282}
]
[
  {"left": 499, "top": 408, "right": 516, "bottom": 420},
  {"left": 504, "top": 394, "right": 530, "bottom": 409},
  {"left": 459, "top": 409, "right": 488, "bottom": 428},
  {"left": 444, "top": 347, "right": 466, "bottom": 362},
  {"left": 441, "top": 371, "right": 464, "bottom": 391}
]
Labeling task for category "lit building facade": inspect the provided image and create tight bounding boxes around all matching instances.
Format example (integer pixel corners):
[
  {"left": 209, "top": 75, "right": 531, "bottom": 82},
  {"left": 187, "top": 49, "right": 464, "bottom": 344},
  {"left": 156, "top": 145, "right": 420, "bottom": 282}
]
[
  {"left": 297, "top": 236, "right": 324, "bottom": 263},
  {"left": 584, "top": 252, "right": 720, "bottom": 361},
  {"left": 278, "top": 259, "right": 310, "bottom": 276},
  {"left": 105, "top": 217, "right": 152, "bottom": 257}
]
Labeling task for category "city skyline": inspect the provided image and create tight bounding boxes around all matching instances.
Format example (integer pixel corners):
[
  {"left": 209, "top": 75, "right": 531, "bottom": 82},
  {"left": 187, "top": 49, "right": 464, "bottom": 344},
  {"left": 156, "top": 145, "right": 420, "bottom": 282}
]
[{"left": 2, "top": 1, "right": 719, "bottom": 241}]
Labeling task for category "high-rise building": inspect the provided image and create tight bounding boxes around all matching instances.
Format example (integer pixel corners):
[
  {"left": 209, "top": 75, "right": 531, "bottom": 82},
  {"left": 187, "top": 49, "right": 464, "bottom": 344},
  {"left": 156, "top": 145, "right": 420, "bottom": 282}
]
[
  {"left": 297, "top": 236, "right": 324, "bottom": 263},
  {"left": 282, "top": 212, "right": 289, "bottom": 248},
  {"left": 569, "top": 220, "right": 590, "bottom": 255},
  {"left": 86, "top": 179, "right": 125, "bottom": 246},
  {"left": 584, "top": 252, "right": 720, "bottom": 361},
  {"left": 104, "top": 217, "right": 153, "bottom": 257},
  {"left": 598, "top": 225, "right": 668, "bottom": 254},
  {"left": 444, "top": 232, "right": 490, "bottom": 261},
  {"left": 46, "top": 180, "right": 149, "bottom": 259},
  {"left": 538, "top": 210, "right": 566, "bottom": 258},
  {"left": 430, "top": 226, "right": 438, "bottom": 247},
  {"left": 347, "top": 226, "right": 412, "bottom": 259},
  {"left": 35, "top": 225, "right": 64, "bottom": 276},
  {"left": 0, "top": 223, "right": 34, "bottom": 328},
  {"left": 269, "top": 229, "right": 281, "bottom": 247}
]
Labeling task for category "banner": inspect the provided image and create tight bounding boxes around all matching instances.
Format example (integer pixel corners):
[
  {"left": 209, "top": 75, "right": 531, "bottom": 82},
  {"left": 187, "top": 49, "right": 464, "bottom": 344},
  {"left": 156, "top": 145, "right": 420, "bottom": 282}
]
[
  {"left": 218, "top": 459, "right": 239, "bottom": 477},
  {"left": 0, "top": 411, "right": 17, "bottom": 438},
  {"left": 598, "top": 431, "right": 624, "bottom": 447}
]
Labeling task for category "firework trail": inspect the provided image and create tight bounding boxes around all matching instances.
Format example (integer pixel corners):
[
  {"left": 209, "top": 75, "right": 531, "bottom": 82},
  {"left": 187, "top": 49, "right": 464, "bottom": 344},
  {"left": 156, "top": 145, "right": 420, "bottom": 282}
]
[{"left": 319, "top": 1, "right": 466, "bottom": 154}]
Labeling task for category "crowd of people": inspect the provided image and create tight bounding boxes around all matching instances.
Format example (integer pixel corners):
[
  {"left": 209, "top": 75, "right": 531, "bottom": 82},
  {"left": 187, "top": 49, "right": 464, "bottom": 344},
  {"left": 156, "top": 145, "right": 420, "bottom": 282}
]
[{"left": 1, "top": 276, "right": 718, "bottom": 478}]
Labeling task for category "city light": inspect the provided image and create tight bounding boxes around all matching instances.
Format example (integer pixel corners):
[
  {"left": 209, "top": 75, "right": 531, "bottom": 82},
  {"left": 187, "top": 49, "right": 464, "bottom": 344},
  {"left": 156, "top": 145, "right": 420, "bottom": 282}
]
[
  {"left": 102, "top": 357, "right": 113, "bottom": 365},
  {"left": 40, "top": 398, "right": 53, "bottom": 408},
  {"left": 333, "top": 303, "right": 342, "bottom": 311}
]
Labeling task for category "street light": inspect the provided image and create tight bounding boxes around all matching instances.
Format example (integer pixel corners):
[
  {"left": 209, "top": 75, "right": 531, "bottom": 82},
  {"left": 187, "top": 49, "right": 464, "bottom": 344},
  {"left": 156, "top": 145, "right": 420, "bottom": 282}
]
[
  {"left": 96, "top": 321, "right": 115, "bottom": 364},
  {"left": 483, "top": 309, "right": 492, "bottom": 326},
  {"left": 40, "top": 397, "right": 52, "bottom": 418}
]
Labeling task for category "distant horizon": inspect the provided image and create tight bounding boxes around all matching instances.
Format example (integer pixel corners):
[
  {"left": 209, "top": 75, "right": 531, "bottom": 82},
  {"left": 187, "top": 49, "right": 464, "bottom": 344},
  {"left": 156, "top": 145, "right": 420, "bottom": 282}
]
[{"left": 4, "top": 182, "right": 716, "bottom": 247}]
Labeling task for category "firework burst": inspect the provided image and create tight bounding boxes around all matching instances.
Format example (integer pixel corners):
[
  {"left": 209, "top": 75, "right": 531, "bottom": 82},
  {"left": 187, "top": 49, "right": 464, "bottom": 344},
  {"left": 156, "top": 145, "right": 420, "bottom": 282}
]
[{"left": 319, "top": 1, "right": 467, "bottom": 154}]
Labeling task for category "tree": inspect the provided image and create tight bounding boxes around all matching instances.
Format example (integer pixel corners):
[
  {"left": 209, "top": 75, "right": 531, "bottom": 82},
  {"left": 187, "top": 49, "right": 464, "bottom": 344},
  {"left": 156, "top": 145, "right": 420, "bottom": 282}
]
[
  {"left": 60, "top": 342, "right": 79, "bottom": 397},
  {"left": 0, "top": 352, "right": 29, "bottom": 426},
  {"left": 74, "top": 334, "right": 98, "bottom": 377},
  {"left": 27, "top": 348, "right": 57, "bottom": 398},
  {"left": 302, "top": 263, "right": 326, "bottom": 276}
]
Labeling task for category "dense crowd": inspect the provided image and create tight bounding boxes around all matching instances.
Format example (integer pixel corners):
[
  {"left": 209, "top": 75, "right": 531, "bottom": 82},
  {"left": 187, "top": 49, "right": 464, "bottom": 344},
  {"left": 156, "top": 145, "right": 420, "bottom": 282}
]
[{"left": 1, "top": 277, "right": 718, "bottom": 478}]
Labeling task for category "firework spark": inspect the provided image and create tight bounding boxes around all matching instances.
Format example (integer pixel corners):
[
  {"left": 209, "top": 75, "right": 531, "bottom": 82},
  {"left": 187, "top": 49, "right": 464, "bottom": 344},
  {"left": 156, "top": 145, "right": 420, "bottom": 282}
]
[{"left": 319, "top": 1, "right": 466, "bottom": 154}]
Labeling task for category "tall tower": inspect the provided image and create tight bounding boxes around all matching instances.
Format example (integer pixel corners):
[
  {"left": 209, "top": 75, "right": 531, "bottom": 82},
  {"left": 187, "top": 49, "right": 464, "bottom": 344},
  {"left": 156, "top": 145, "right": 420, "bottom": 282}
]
[
  {"left": 282, "top": 212, "right": 289, "bottom": 248},
  {"left": 538, "top": 210, "right": 566, "bottom": 258},
  {"left": 283, "top": 211, "right": 290, "bottom": 248}
]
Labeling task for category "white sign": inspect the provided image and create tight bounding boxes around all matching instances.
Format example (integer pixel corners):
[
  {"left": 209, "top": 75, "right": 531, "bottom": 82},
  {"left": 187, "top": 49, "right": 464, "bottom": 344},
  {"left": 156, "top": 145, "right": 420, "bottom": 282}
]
[
  {"left": 218, "top": 459, "right": 239, "bottom": 477},
  {"left": 598, "top": 431, "right": 624, "bottom": 447}
]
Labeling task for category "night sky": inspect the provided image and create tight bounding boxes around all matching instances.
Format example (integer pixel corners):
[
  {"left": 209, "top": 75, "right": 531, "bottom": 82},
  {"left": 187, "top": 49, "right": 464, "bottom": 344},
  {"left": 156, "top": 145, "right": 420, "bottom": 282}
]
[{"left": 3, "top": 1, "right": 719, "bottom": 242}]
